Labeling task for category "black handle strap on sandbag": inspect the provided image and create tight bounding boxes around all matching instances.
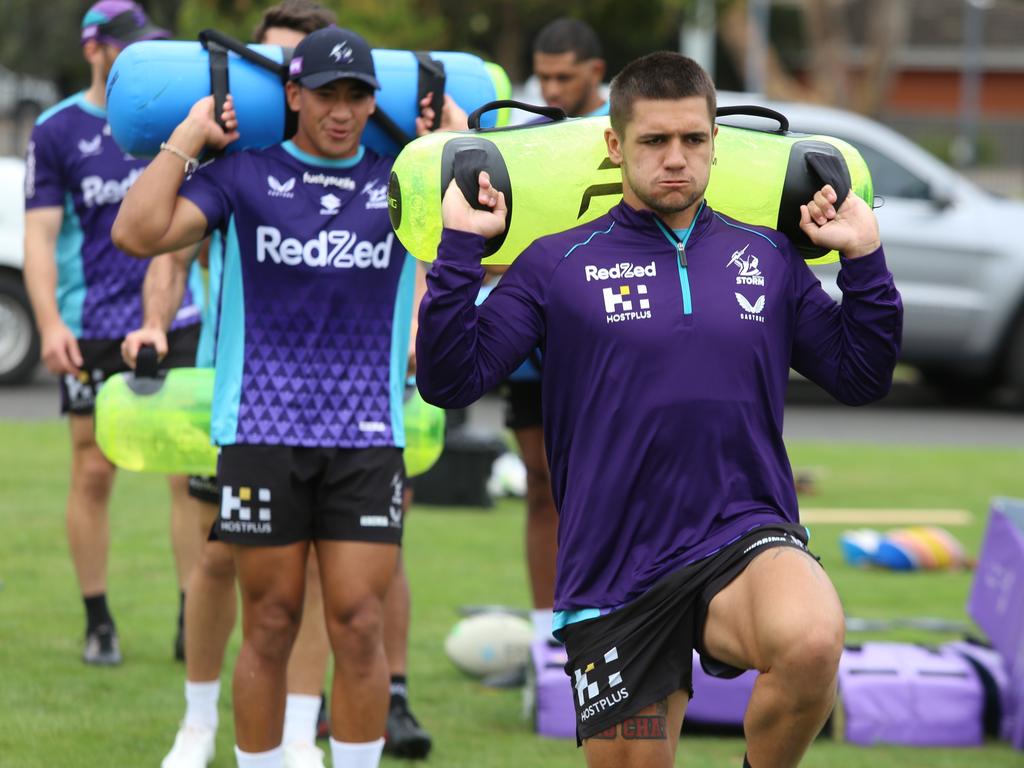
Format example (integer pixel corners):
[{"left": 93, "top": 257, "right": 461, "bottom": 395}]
[
  {"left": 199, "top": 29, "right": 293, "bottom": 145},
  {"left": 806, "top": 151, "right": 852, "bottom": 210},
  {"left": 452, "top": 148, "right": 491, "bottom": 211},
  {"left": 715, "top": 104, "right": 790, "bottom": 133},
  {"left": 127, "top": 344, "right": 165, "bottom": 395},
  {"left": 414, "top": 52, "right": 446, "bottom": 132},
  {"left": 467, "top": 100, "right": 567, "bottom": 130}
]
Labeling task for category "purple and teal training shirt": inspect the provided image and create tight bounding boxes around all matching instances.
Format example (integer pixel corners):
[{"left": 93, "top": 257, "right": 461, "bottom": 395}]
[
  {"left": 24, "top": 93, "right": 201, "bottom": 339},
  {"left": 417, "top": 200, "right": 902, "bottom": 617},
  {"left": 180, "top": 141, "right": 415, "bottom": 449}
]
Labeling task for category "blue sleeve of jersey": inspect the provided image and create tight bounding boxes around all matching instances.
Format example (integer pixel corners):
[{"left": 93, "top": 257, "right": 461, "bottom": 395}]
[
  {"left": 24, "top": 122, "right": 65, "bottom": 210},
  {"left": 789, "top": 243, "right": 903, "bottom": 406},
  {"left": 417, "top": 229, "right": 547, "bottom": 408},
  {"left": 179, "top": 155, "right": 237, "bottom": 234}
]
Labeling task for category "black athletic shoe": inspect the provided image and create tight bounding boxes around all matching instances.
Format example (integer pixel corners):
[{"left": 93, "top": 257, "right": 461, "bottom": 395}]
[
  {"left": 83, "top": 624, "right": 122, "bottom": 666},
  {"left": 384, "top": 698, "right": 432, "bottom": 759}
]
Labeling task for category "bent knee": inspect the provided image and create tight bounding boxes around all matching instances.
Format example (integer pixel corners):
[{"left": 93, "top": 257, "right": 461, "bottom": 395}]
[{"left": 773, "top": 620, "right": 844, "bottom": 691}]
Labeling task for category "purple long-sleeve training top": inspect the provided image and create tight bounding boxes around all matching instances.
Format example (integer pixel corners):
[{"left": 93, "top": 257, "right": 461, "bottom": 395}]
[{"left": 416, "top": 200, "right": 902, "bottom": 613}]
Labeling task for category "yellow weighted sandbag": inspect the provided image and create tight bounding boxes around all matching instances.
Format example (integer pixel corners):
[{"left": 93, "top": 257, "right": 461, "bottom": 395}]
[{"left": 388, "top": 107, "right": 872, "bottom": 266}]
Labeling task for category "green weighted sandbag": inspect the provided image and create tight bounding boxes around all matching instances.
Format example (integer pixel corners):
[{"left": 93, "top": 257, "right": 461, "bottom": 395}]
[
  {"left": 95, "top": 361, "right": 446, "bottom": 477},
  {"left": 95, "top": 366, "right": 218, "bottom": 475},
  {"left": 403, "top": 384, "right": 445, "bottom": 478},
  {"left": 387, "top": 103, "right": 873, "bottom": 266}
]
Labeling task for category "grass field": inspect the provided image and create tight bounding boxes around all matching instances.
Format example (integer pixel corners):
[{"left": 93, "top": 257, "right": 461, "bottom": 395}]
[{"left": 1, "top": 420, "right": 1022, "bottom": 767}]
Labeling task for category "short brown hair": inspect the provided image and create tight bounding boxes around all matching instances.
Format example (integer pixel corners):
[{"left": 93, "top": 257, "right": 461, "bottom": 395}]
[
  {"left": 252, "top": 0, "right": 336, "bottom": 44},
  {"left": 609, "top": 52, "right": 716, "bottom": 135}
]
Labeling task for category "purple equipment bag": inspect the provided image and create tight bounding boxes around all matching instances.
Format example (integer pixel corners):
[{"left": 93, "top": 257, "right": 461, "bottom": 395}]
[
  {"left": 686, "top": 651, "right": 756, "bottom": 726},
  {"left": 966, "top": 498, "right": 1024, "bottom": 750},
  {"left": 838, "top": 642, "right": 1006, "bottom": 746},
  {"left": 527, "top": 639, "right": 577, "bottom": 739}
]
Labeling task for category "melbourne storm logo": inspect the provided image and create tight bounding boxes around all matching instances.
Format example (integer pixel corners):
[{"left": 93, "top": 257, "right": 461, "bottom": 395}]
[
  {"left": 727, "top": 244, "right": 765, "bottom": 286},
  {"left": 362, "top": 180, "right": 389, "bottom": 210}
]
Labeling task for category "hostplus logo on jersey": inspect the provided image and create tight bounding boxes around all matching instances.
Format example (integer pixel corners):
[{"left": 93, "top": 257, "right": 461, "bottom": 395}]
[
  {"left": 267, "top": 175, "right": 296, "bottom": 198},
  {"left": 220, "top": 486, "right": 272, "bottom": 535},
  {"left": 727, "top": 244, "right": 765, "bottom": 286},
  {"left": 256, "top": 226, "right": 393, "bottom": 270},
  {"left": 80, "top": 167, "right": 143, "bottom": 208},
  {"left": 586, "top": 262, "right": 656, "bottom": 324},
  {"left": 602, "top": 284, "right": 651, "bottom": 324},
  {"left": 362, "top": 180, "right": 389, "bottom": 210},
  {"left": 574, "top": 646, "right": 629, "bottom": 722}
]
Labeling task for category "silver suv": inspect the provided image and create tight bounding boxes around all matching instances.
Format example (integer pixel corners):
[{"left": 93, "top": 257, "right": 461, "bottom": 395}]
[
  {"left": 0, "top": 156, "right": 39, "bottom": 384},
  {"left": 716, "top": 92, "right": 1024, "bottom": 402}
]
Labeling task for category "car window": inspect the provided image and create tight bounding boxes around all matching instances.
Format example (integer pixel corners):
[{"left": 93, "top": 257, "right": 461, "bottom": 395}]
[{"left": 831, "top": 137, "right": 932, "bottom": 201}]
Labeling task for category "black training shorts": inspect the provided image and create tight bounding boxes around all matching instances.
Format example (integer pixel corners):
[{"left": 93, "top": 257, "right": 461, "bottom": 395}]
[
  {"left": 214, "top": 444, "right": 405, "bottom": 546},
  {"left": 561, "top": 523, "right": 818, "bottom": 742},
  {"left": 188, "top": 474, "right": 219, "bottom": 504},
  {"left": 502, "top": 380, "right": 543, "bottom": 430},
  {"left": 60, "top": 324, "right": 200, "bottom": 415}
]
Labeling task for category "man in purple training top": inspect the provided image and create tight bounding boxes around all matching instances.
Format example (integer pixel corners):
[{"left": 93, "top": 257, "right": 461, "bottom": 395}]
[
  {"left": 22, "top": 0, "right": 202, "bottom": 666},
  {"left": 415, "top": 52, "right": 902, "bottom": 768},
  {"left": 113, "top": 26, "right": 449, "bottom": 768}
]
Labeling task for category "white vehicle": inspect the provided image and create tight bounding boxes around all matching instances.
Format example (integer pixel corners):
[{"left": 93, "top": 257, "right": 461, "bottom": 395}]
[
  {"left": 0, "top": 156, "right": 39, "bottom": 385},
  {"left": 716, "top": 92, "right": 1024, "bottom": 402}
]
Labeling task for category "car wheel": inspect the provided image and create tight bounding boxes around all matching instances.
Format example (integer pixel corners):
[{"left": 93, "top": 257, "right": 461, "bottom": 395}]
[
  {"left": 0, "top": 271, "right": 41, "bottom": 385},
  {"left": 918, "top": 366, "right": 990, "bottom": 405},
  {"left": 1002, "top": 317, "right": 1024, "bottom": 407}
]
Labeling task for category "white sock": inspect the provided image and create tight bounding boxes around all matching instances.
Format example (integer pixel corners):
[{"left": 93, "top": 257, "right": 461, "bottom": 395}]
[
  {"left": 282, "top": 693, "right": 321, "bottom": 747},
  {"left": 183, "top": 679, "right": 220, "bottom": 731},
  {"left": 531, "top": 608, "right": 554, "bottom": 641},
  {"left": 329, "top": 737, "right": 385, "bottom": 768},
  {"left": 234, "top": 744, "right": 284, "bottom": 767}
]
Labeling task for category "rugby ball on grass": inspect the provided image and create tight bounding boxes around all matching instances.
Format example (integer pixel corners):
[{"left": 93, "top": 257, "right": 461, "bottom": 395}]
[{"left": 444, "top": 612, "right": 533, "bottom": 677}]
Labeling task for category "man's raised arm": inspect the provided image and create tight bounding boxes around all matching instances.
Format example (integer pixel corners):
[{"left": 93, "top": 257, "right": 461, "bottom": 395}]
[{"left": 112, "top": 96, "right": 239, "bottom": 258}]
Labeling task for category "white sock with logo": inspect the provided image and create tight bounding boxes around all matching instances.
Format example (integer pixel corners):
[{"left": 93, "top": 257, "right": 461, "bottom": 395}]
[
  {"left": 531, "top": 608, "right": 554, "bottom": 641},
  {"left": 329, "top": 737, "right": 384, "bottom": 768},
  {"left": 234, "top": 744, "right": 284, "bottom": 767},
  {"left": 183, "top": 679, "right": 220, "bottom": 731},
  {"left": 282, "top": 693, "right": 321, "bottom": 747}
]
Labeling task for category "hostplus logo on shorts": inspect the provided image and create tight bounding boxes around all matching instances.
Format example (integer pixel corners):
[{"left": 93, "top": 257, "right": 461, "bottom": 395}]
[
  {"left": 220, "top": 486, "right": 272, "bottom": 535},
  {"left": 574, "top": 646, "right": 630, "bottom": 722}
]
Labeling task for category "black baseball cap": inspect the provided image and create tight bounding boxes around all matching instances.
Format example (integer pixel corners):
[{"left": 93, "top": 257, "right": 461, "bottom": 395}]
[{"left": 287, "top": 27, "right": 380, "bottom": 90}]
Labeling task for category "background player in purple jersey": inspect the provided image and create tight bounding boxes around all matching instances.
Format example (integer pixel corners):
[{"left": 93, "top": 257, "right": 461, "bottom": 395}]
[
  {"left": 22, "top": 0, "right": 204, "bottom": 667},
  {"left": 416, "top": 52, "right": 901, "bottom": 768},
  {"left": 114, "top": 25, "right": 463, "bottom": 768}
]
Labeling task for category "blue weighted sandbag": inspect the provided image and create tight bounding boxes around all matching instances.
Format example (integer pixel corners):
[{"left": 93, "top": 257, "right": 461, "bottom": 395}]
[{"left": 106, "top": 34, "right": 503, "bottom": 158}]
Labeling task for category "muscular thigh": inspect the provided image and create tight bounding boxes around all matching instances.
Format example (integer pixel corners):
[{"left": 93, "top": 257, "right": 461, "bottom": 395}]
[{"left": 702, "top": 544, "right": 843, "bottom": 672}]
